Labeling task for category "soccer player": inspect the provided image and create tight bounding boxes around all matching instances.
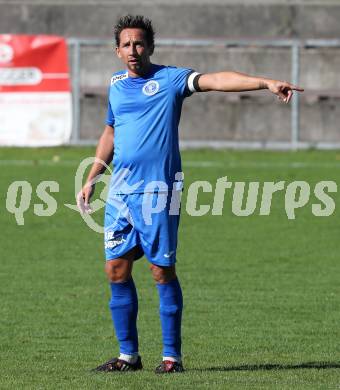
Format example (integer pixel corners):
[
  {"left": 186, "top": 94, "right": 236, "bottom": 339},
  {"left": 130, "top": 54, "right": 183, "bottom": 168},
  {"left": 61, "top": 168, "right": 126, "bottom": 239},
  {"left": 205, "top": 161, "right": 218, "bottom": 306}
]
[{"left": 77, "top": 15, "right": 304, "bottom": 373}]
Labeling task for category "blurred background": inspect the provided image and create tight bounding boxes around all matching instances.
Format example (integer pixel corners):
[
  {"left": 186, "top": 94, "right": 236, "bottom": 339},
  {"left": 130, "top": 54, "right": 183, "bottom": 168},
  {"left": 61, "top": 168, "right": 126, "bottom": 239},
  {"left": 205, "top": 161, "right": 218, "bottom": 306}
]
[{"left": 1, "top": 0, "right": 340, "bottom": 148}]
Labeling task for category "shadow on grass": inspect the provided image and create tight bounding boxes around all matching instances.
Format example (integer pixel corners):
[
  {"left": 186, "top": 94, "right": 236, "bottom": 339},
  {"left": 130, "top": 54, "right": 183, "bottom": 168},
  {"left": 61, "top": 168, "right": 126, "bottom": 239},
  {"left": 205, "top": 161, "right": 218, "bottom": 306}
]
[{"left": 193, "top": 362, "right": 340, "bottom": 372}]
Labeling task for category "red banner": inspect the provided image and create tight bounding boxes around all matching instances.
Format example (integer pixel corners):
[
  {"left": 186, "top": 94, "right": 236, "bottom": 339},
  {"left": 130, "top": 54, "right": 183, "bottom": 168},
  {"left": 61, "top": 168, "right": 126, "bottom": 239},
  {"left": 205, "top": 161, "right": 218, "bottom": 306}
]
[{"left": 0, "top": 35, "right": 72, "bottom": 146}]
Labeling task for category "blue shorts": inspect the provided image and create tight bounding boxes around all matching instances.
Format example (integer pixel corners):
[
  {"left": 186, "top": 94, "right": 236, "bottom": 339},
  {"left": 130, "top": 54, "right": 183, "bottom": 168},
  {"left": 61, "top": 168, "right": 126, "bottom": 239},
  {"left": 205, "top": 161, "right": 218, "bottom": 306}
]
[{"left": 104, "top": 192, "right": 181, "bottom": 266}]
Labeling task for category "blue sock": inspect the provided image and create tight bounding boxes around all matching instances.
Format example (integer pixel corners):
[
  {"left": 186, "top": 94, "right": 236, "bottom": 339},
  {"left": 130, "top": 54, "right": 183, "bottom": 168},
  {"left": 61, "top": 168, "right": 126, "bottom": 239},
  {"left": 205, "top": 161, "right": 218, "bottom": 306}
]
[
  {"left": 109, "top": 279, "right": 138, "bottom": 355},
  {"left": 156, "top": 278, "right": 183, "bottom": 359}
]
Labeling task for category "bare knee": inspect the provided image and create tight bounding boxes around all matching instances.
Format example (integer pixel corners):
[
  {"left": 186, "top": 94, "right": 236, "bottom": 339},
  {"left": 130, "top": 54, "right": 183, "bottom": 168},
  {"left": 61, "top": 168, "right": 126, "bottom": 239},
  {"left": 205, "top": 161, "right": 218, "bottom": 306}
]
[
  {"left": 105, "top": 259, "right": 132, "bottom": 283},
  {"left": 150, "top": 264, "right": 176, "bottom": 284}
]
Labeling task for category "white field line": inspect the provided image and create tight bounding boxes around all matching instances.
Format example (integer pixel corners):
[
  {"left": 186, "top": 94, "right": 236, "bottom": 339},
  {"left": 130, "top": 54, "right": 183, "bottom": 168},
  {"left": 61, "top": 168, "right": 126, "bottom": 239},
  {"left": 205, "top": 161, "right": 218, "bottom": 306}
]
[
  {"left": 1, "top": 159, "right": 340, "bottom": 169},
  {"left": 0, "top": 159, "right": 77, "bottom": 166}
]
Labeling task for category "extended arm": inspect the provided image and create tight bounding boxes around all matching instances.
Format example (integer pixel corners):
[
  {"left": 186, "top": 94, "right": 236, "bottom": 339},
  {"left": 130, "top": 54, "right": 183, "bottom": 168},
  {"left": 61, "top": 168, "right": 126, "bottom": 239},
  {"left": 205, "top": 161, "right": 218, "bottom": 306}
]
[
  {"left": 198, "top": 71, "right": 304, "bottom": 103},
  {"left": 77, "top": 125, "right": 114, "bottom": 213}
]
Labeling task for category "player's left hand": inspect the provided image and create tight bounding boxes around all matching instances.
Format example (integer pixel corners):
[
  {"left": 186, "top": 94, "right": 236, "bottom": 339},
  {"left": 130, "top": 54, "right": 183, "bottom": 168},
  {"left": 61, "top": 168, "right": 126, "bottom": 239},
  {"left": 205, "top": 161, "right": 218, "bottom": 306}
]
[{"left": 267, "top": 80, "right": 304, "bottom": 103}]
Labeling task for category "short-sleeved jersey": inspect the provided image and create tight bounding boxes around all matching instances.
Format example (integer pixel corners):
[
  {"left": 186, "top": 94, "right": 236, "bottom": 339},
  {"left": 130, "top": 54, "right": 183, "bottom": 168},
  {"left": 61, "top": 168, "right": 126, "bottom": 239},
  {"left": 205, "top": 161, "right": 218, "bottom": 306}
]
[{"left": 106, "top": 64, "right": 199, "bottom": 195}]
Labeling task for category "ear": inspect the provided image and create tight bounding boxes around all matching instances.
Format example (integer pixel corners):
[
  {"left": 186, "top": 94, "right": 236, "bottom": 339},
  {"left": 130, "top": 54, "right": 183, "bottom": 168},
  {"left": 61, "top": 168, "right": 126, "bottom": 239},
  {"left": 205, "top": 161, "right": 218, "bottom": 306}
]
[
  {"left": 148, "top": 44, "right": 154, "bottom": 56},
  {"left": 115, "top": 46, "right": 122, "bottom": 58}
]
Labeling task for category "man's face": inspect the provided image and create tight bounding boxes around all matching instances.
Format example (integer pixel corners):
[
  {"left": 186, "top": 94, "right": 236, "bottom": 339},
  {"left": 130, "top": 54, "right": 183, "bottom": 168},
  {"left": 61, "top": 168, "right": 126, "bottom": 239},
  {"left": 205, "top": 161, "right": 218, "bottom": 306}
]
[{"left": 116, "top": 28, "right": 153, "bottom": 76}]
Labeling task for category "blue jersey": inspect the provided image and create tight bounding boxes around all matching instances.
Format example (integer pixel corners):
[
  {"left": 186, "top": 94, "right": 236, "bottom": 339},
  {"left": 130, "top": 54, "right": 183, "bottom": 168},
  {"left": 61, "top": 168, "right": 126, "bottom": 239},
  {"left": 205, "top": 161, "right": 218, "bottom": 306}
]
[{"left": 106, "top": 64, "right": 199, "bottom": 195}]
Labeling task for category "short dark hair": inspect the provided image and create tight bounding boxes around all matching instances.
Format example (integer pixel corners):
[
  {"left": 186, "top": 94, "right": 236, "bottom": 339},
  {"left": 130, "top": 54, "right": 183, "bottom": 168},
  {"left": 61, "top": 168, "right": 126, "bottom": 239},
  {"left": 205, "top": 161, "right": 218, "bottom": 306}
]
[{"left": 114, "top": 15, "right": 155, "bottom": 49}]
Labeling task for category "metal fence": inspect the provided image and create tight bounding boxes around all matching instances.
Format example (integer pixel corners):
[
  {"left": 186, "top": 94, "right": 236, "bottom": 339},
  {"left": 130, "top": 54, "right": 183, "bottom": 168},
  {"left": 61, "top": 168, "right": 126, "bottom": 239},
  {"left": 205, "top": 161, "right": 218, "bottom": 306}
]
[{"left": 67, "top": 38, "right": 340, "bottom": 150}]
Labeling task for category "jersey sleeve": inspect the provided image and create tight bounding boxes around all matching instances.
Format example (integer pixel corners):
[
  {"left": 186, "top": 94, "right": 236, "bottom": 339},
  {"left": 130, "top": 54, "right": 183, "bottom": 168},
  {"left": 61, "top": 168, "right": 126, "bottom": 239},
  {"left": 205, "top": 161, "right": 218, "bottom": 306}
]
[
  {"left": 105, "top": 95, "right": 115, "bottom": 127},
  {"left": 168, "top": 66, "right": 202, "bottom": 99}
]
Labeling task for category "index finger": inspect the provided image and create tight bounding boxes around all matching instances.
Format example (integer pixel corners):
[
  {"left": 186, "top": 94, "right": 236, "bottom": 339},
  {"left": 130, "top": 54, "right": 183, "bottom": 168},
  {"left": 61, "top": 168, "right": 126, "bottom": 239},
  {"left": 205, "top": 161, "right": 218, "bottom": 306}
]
[{"left": 289, "top": 84, "right": 304, "bottom": 92}]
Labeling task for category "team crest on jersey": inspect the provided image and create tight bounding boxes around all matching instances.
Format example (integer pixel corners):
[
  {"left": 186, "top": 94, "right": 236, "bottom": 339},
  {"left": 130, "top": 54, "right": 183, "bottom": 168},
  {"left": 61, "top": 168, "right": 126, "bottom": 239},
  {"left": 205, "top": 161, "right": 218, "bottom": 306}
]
[{"left": 142, "top": 80, "right": 159, "bottom": 96}]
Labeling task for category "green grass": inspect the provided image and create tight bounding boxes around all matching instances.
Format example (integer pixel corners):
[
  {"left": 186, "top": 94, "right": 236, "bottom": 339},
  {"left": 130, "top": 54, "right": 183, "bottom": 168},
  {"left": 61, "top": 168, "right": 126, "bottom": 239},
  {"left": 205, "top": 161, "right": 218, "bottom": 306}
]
[{"left": 0, "top": 147, "right": 340, "bottom": 389}]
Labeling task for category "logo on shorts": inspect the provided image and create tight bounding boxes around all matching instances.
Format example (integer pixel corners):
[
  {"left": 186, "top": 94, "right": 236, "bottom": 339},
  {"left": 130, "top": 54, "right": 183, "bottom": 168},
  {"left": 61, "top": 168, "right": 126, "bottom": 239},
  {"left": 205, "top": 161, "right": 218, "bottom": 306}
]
[
  {"left": 142, "top": 80, "right": 159, "bottom": 96},
  {"left": 164, "top": 251, "right": 175, "bottom": 258},
  {"left": 105, "top": 230, "right": 126, "bottom": 249}
]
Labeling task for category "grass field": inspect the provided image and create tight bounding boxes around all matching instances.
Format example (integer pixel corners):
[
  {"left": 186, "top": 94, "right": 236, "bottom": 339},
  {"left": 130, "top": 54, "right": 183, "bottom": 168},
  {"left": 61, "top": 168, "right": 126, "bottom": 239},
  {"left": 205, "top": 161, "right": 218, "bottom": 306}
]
[{"left": 1, "top": 147, "right": 340, "bottom": 389}]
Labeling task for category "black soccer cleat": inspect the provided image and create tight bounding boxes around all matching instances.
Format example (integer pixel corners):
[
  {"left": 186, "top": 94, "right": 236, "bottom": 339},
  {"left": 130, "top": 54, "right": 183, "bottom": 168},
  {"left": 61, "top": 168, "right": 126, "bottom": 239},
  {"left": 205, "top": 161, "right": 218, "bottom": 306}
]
[
  {"left": 93, "top": 356, "right": 143, "bottom": 372},
  {"left": 155, "top": 360, "right": 184, "bottom": 374}
]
